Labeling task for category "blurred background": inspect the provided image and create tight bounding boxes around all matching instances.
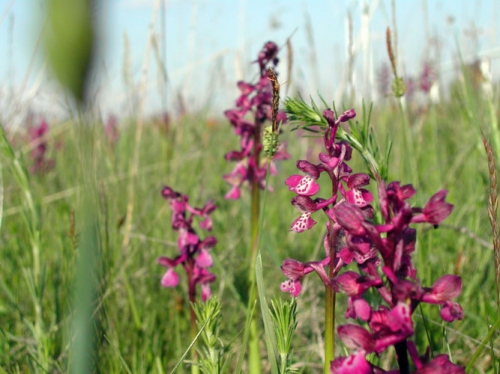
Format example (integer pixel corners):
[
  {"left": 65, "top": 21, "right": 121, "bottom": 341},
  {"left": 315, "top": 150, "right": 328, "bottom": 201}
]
[
  {"left": 0, "top": 0, "right": 499, "bottom": 124},
  {"left": 0, "top": 2, "right": 499, "bottom": 372}
]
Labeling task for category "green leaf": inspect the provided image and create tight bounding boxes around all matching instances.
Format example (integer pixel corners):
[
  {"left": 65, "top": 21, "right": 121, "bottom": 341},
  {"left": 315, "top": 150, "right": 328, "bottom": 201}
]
[
  {"left": 465, "top": 317, "right": 500, "bottom": 373},
  {"left": 256, "top": 252, "right": 279, "bottom": 374},
  {"left": 44, "top": 0, "right": 95, "bottom": 102}
]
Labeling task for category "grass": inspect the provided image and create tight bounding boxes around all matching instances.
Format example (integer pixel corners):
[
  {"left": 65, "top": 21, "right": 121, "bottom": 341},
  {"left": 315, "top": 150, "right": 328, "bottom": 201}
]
[{"left": 0, "top": 64, "right": 499, "bottom": 373}]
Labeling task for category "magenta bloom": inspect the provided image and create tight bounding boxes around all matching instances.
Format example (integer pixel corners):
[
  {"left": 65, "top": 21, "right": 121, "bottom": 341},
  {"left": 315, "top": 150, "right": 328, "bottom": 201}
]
[
  {"left": 279, "top": 106, "right": 463, "bottom": 372},
  {"left": 223, "top": 41, "right": 289, "bottom": 200},
  {"left": 411, "top": 190, "right": 453, "bottom": 225},
  {"left": 105, "top": 114, "right": 119, "bottom": 145},
  {"left": 420, "top": 62, "right": 435, "bottom": 94},
  {"left": 29, "top": 118, "right": 54, "bottom": 173},
  {"left": 330, "top": 181, "right": 462, "bottom": 370},
  {"left": 157, "top": 186, "right": 217, "bottom": 302}
]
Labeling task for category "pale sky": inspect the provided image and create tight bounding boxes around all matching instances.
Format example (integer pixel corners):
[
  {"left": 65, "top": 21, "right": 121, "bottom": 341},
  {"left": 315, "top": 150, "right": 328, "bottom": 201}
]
[{"left": 0, "top": 0, "right": 498, "bottom": 124}]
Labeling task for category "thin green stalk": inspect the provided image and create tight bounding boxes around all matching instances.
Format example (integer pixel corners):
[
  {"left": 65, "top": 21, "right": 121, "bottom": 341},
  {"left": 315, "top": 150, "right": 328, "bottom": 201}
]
[
  {"left": 188, "top": 264, "right": 200, "bottom": 374},
  {"left": 70, "top": 117, "right": 101, "bottom": 374},
  {"left": 324, "top": 286, "right": 335, "bottom": 374},
  {"left": 123, "top": 274, "right": 142, "bottom": 330},
  {"left": 397, "top": 99, "right": 419, "bottom": 186},
  {"left": 190, "top": 312, "right": 200, "bottom": 374},
  {"left": 324, "top": 218, "right": 338, "bottom": 374},
  {"left": 170, "top": 316, "right": 211, "bottom": 374},
  {"left": 248, "top": 175, "right": 262, "bottom": 374},
  {"left": 246, "top": 114, "right": 263, "bottom": 374},
  {"left": 254, "top": 156, "right": 280, "bottom": 374}
]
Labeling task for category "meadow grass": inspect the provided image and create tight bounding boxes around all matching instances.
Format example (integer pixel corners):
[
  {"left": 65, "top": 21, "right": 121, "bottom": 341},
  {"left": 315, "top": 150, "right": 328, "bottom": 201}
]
[{"left": 0, "top": 73, "right": 499, "bottom": 373}]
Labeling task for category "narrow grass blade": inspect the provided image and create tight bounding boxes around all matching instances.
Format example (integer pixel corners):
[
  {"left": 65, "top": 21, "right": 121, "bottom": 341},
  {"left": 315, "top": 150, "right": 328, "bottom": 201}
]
[
  {"left": 256, "top": 252, "right": 278, "bottom": 374},
  {"left": 103, "top": 335, "right": 133, "bottom": 374},
  {"left": 235, "top": 300, "right": 257, "bottom": 374},
  {"left": 0, "top": 165, "right": 3, "bottom": 232},
  {"left": 465, "top": 317, "right": 500, "bottom": 372},
  {"left": 169, "top": 317, "right": 210, "bottom": 374}
]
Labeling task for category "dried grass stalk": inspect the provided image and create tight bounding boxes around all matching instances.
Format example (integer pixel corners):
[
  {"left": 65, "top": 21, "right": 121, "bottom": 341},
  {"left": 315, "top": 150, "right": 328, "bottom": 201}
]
[{"left": 481, "top": 133, "right": 500, "bottom": 307}]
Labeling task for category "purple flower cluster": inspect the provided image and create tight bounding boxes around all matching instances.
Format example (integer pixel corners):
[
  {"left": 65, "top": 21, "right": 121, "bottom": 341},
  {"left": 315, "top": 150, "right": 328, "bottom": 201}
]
[
  {"left": 419, "top": 62, "right": 435, "bottom": 94},
  {"left": 377, "top": 63, "right": 391, "bottom": 98},
  {"left": 105, "top": 115, "right": 119, "bottom": 146},
  {"left": 280, "top": 108, "right": 464, "bottom": 373},
  {"left": 158, "top": 186, "right": 217, "bottom": 302},
  {"left": 29, "top": 118, "right": 54, "bottom": 174},
  {"left": 223, "top": 41, "right": 289, "bottom": 200}
]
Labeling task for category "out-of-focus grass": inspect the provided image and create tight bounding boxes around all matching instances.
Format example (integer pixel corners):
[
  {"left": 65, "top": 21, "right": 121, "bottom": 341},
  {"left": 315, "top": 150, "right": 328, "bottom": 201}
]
[{"left": 0, "top": 74, "right": 499, "bottom": 373}]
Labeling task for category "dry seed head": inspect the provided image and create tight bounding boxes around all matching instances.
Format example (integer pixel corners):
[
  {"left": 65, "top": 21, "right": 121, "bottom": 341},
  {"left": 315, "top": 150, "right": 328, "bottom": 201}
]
[
  {"left": 481, "top": 133, "right": 500, "bottom": 307},
  {"left": 267, "top": 67, "right": 280, "bottom": 133},
  {"left": 386, "top": 28, "right": 397, "bottom": 75}
]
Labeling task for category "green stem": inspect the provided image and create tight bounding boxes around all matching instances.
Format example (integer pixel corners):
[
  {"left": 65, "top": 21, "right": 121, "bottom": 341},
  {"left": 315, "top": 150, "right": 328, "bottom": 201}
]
[
  {"left": 248, "top": 176, "right": 262, "bottom": 374},
  {"left": 246, "top": 114, "right": 263, "bottom": 374},
  {"left": 324, "top": 286, "right": 335, "bottom": 373},
  {"left": 397, "top": 99, "right": 419, "bottom": 186},
  {"left": 70, "top": 119, "right": 101, "bottom": 374},
  {"left": 190, "top": 307, "right": 200, "bottom": 374},
  {"left": 188, "top": 264, "right": 200, "bottom": 374},
  {"left": 188, "top": 280, "right": 200, "bottom": 374},
  {"left": 324, "top": 220, "right": 338, "bottom": 373},
  {"left": 279, "top": 353, "right": 288, "bottom": 374}
]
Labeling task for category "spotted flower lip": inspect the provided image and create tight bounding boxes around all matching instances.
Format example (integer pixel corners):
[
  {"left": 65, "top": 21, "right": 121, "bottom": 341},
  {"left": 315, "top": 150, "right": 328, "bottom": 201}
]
[
  {"left": 280, "top": 257, "right": 331, "bottom": 296},
  {"left": 290, "top": 212, "right": 316, "bottom": 233},
  {"left": 280, "top": 278, "right": 302, "bottom": 297},
  {"left": 285, "top": 174, "right": 320, "bottom": 196}
]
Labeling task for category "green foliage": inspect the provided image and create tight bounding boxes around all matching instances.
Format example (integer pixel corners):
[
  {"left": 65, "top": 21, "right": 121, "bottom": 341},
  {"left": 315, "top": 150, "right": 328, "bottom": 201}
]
[
  {"left": 193, "top": 297, "right": 226, "bottom": 374},
  {"left": 284, "top": 96, "right": 392, "bottom": 181},
  {"left": 392, "top": 76, "right": 406, "bottom": 98},
  {"left": 255, "top": 252, "right": 279, "bottom": 374},
  {"left": 270, "top": 297, "right": 298, "bottom": 374},
  {"left": 0, "top": 89, "right": 499, "bottom": 373},
  {"left": 44, "top": 0, "right": 95, "bottom": 102},
  {"left": 263, "top": 126, "right": 280, "bottom": 158}
]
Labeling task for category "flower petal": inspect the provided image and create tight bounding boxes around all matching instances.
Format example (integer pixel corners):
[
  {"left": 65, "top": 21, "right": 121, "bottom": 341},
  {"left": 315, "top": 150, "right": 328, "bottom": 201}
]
[
  {"left": 201, "top": 283, "right": 212, "bottom": 302},
  {"left": 161, "top": 268, "right": 179, "bottom": 287},
  {"left": 195, "top": 249, "right": 213, "bottom": 268},
  {"left": 280, "top": 279, "right": 302, "bottom": 297},
  {"left": 225, "top": 186, "right": 241, "bottom": 200},
  {"left": 285, "top": 175, "right": 320, "bottom": 196},
  {"left": 330, "top": 351, "right": 372, "bottom": 374},
  {"left": 440, "top": 301, "right": 464, "bottom": 322},
  {"left": 422, "top": 275, "right": 462, "bottom": 303},
  {"left": 346, "top": 188, "right": 373, "bottom": 207},
  {"left": 338, "top": 324, "right": 375, "bottom": 352},
  {"left": 290, "top": 212, "right": 316, "bottom": 232},
  {"left": 423, "top": 190, "right": 453, "bottom": 224},
  {"left": 387, "top": 302, "right": 413, "bottom": 334},
  {"left": 281, "top": 259, "right": 306, "bottom": 280}
]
